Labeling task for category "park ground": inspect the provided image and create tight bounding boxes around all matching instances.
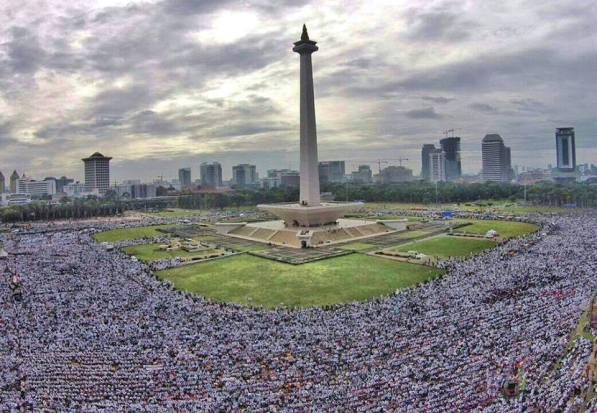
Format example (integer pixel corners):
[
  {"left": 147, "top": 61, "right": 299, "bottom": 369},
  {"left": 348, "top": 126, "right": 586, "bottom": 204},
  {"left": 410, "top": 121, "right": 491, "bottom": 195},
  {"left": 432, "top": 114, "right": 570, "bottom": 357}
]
[
  {"left": 95, "top": 206, "right": 540, "bottom": 308},
  {"left": 157, "top": 254, "right": 441, "bottom": 308}
]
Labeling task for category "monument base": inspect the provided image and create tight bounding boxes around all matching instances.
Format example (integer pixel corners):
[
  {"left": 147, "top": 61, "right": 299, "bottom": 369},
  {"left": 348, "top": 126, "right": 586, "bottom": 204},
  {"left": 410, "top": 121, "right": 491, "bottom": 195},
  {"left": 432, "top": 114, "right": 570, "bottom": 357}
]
[
  {"left": 217, "top": 218, "right": 398, "bottom": 249},
  {"left": 257, "top": 202, "right": 363, "bottom": 227}
]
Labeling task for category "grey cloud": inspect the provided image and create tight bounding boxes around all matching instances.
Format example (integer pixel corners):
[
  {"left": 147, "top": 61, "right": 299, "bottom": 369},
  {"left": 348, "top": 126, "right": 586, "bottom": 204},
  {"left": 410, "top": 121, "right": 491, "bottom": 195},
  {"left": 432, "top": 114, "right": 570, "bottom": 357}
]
[
  {"left": 404, "top": 107, "right": 443, "bottom": 119},
  {"left": 469, "top": 103, "right": 498, "bottom": 113},
  {"left": 404, "top": 6, "right": 477, "bottom": 42},
  {"left": 397, "top": 48, "right": 597, "bottom": 92},
  {"left": 421, "top": 96, "right": 454, "bottom": 104}
]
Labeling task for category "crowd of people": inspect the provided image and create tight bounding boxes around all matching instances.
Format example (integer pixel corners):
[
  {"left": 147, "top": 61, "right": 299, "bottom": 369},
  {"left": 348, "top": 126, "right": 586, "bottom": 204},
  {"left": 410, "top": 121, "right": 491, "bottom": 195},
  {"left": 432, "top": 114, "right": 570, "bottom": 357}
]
[{"left": 0, "top": 212, "right": 595, "bottom": 411}]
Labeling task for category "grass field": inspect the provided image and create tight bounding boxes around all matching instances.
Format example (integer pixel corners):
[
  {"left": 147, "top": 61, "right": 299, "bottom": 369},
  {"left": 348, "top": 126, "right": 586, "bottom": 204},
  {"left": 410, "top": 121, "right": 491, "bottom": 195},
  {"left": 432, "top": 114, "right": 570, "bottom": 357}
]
[
  {"left": 141, "top": 209, "right": 206, "bottom": 218},
  {"left": 93, "top": 225, "right": 175, "bottom": 243},
  {"left": 124, "top": 243, "right": 223, "bottom": 262},
  {"left": 157, "top": 254, "right": 441, "bottom": 308},
  {"left": 456, "top": 220, "right": 538, "bottom": 239},
  {"left": 394, "top": 236, "right": 496, "bottom": 258},
  {"left": 362, "top": 201, "right": 566, "bottom": 214},
  {"left": 337, "top": 242, "right": 376, "bottom": 251}
]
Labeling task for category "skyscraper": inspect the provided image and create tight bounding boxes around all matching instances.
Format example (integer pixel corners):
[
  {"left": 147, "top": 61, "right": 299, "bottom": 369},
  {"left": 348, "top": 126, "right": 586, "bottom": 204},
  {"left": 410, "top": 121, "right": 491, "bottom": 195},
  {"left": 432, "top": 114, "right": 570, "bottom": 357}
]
[
  {"left": 555, "top": 128, "right": 576, "bottom": 172},
  {"left": 421, "top": 144, "right": 436, "bottom": 181},
  {"left": 439, "top": 137, "right": 462, "bottom": 181},
  {"left": 0, "top": 171, "right": 5, "bottom": 193},
  {"left": 429, "top": 149, "right": 446, "bottom": 183},
  {"left": 351, "top": 165, "right": 372, "bottom": 184},
  {"left": 10, "top": 170, "right": 20, "bottom": 193},
  {"left": 481, "top": 134, "right": 512, "bottom": 182},
  {"left": 318, "top": 161, "right": 345, "bottom": 184},
  {"left": 200, "top": 162, "right": 222, "bottom": 188},
  {"left": 232, "top": 164, "right": 258, "bottom": 187},
  {"left": 82, "top": 152, "right": 112, "bottom": 194},
  {"left": 178, "top": 168, "right": 192, "bottom": 189}
]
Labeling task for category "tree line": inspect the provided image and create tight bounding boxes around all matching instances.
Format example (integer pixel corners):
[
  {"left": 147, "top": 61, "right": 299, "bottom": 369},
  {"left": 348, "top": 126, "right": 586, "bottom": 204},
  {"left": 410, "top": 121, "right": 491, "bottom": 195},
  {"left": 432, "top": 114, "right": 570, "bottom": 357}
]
[
  {"left": 0, "top": 182, "right": 594, "bottom": 223},
  {"left": 324, "top": 181, "right": 597, "bottom": 208}
]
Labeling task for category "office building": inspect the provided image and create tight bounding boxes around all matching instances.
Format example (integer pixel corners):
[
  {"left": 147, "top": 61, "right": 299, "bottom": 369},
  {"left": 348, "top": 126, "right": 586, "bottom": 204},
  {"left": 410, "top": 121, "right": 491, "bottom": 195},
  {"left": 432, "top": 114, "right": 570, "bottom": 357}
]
[
  {"left": 232, "top": 164, "right": 258, "bottom": 187},
  {"left": 553, "top": 127, "right": 577, "bottom": 183},
  {"left": 421, "top": 144, "right": 436, "bottom": 181},
  {"left": 0, "top": 171, "right": 5, "bottom": 193},
  {"left": 351, "top": 165, "right": 373, "bottom": 184},
  {"left": 10, "top": 170, "right": 19, "bottom": 193},
  {"left": 200, "top": 162, "right": 223, "bottom": 188},
  {"left": 429, "top": 149, "right": 446, "bottom": 183},
  {"left": 439, "top": 137, "right": 462, "bottom": 181},
  {"left": 178, "top": 168, "right": 192, "bottom": 189},
  {"left": 262, "top": 169, "right": 300, "bottom": 189},
  {"left": 17, "top": 178, "right": 56, "bottom": 197},
  {"left": 319, "top": 161, "right": 345, "bottom": 184},
  {"left": 1, "top": 193, "right": 31, "bottom": 206},
  {"left": 378, "top": 166, "right": 414, "bottom": 183},
  {"left": 82, "top": 152, "right": 112, "bottom": 195},
  {"left": 555, "top": 127, "right": 576, "bottom": 171},
  {"left": 44, "top": 176, "right": 74, "bottom": 193},
  {"left": 481, "top": 134, "right": 512, "bottom": 182}
]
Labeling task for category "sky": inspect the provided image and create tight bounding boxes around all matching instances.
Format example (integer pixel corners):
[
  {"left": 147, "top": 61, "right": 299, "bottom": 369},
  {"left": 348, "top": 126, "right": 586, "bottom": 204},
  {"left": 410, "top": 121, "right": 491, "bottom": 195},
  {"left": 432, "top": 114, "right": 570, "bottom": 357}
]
[{"left": 0, "top": 0, "right": 596, "bottom": 183}]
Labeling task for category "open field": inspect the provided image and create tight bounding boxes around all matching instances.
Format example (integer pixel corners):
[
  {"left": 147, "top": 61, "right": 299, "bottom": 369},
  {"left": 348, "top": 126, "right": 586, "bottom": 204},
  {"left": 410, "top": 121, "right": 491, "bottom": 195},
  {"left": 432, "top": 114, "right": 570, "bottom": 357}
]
[
  {"left": 456, "top": 220, "right": 538, "bottom": 239},
  {"left": 362, "top": 201, "right": 567, "bottom": 214},
  {"left": 139, "top": 209, "right": 207, "bottom": 218},
  {"left": 123, "top": 243, "right": 223, "bottom": 262},
  {"left": 393, "top": 236, "right": 496, "bottom": 258},
  {"left": 157, "top": 254, "right": 441, "bottom": 308},
  {"left": 337, "top": 242, "right": 377, "bottom": 251},
  {"left": 93, "top": 225, "right": 175, "bottom": 243}
]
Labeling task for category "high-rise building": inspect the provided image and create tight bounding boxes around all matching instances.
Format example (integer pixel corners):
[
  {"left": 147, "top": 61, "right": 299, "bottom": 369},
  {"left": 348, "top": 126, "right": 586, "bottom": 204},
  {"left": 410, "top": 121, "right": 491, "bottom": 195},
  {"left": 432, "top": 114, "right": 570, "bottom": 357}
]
[
  {"left": 421, "top": 144, "right": 436, "bottom": 181},
  {"left": 481, "top": 134, "right": 512, "bottom": 182},
  {"left": 178, "top": 168, "right": 192, "bottom": 189},
  {"left": 82, "top": 152, "right": 112, "bottom": 194},
  {"left": 0, "top": 171, "right": 5, "bottom": 193},
  {"left": 44, "top": 176, "right": 74, "bottom": 193},
  {"left": 439, "top": 137, "right": 462, "bottom": 181},
  {"left": 232, "top": 164, "right": 258, "bottom": 187},
  {"left": 200, "top": 162, "right": 222, "bottom": 188},
  {"left": 17, "top": 178, "right": 56, "bottom": 197},
  {"left": 319, "top": 161, "right": 345, "bottom": 184},
  {"left": 378, "top": 166, "right": 414, "bottom": 183},
  {"left": 351, "top": 165, "right": 373, "bottom": 184},
  {"left": 555, "top": 127, "right": 576, "bottom": 172},
  {"left": 10, "top": 170, "right": 20, "bottom": 193},
  {"left": 262, "top": 169, "right": 299, "bottom": 189},
  {"left": 429, "top": 149, "right": 446, "bottom": 183}
]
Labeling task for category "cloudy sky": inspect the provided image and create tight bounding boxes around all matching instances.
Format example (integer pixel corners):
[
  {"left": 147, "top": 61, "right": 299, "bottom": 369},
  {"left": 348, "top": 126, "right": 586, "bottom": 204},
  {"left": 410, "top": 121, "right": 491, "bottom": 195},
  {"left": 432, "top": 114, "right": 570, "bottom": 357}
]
[{"left": 1, "top": 0, "right": 596, "bottom": 182}]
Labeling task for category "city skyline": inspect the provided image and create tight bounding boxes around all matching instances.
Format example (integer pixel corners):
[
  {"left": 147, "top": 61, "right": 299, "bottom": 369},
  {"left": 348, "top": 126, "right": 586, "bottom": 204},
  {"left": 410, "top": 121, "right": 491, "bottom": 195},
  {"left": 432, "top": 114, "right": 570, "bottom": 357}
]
[{"left": 0, "top": 0, "right": 596, "bottom": 181}]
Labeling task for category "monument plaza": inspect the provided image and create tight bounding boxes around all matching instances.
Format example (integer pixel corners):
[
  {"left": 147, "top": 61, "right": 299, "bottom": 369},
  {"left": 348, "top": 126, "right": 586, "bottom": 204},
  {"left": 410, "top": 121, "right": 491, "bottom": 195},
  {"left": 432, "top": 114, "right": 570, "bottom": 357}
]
[{"left": 217, "top": 26, "right": 400, "bottom": 248}]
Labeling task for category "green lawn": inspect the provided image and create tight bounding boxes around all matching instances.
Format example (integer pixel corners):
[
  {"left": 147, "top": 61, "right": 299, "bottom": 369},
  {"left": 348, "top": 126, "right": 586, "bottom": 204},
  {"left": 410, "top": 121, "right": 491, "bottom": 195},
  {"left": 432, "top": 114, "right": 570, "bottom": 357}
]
[
  {"left": 124, "top": 243, "right": 223, "bottom": 262},
  {"left": 456, "top": 220, "right": 538, "bottom": 239},
  {"left": 337, "top": 242, "right": 376, "bottom": 251},
  {"left": 157, "top": 254, "right": 441, "bottom": 308},
  {"left": 393, "top": 236, "right": 496, "bottom": 258},
  {"left": 93, "top": 225, "right": 175, "bottom": 243},
  {"left": 142, "top": 209, "right": 206, "bottom": 218}
]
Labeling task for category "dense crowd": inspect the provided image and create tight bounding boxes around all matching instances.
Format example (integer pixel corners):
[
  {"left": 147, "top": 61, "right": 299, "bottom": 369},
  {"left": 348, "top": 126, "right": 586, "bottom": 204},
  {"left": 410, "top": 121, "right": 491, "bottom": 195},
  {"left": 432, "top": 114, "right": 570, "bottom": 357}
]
[{"left": 0, "top": 213, "right": 595, "bottom": 411}]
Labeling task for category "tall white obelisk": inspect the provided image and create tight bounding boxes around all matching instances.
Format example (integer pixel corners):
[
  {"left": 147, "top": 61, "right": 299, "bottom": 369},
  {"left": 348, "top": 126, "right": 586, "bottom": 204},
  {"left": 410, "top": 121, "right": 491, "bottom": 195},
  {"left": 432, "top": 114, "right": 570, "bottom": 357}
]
[{"left": 293, "top": 25, "right": 321, "bottom": 207}]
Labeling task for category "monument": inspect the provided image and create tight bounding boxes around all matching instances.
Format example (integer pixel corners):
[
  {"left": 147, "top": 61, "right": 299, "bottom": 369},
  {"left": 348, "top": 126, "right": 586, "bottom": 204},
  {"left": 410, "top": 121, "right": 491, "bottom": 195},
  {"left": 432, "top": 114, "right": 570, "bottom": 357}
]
[
  {"left": 258, "top": 25, "right": 362, "bottom": 227},
  {"left": 217, "top": 26, "right": 400, "bottom": 248}
]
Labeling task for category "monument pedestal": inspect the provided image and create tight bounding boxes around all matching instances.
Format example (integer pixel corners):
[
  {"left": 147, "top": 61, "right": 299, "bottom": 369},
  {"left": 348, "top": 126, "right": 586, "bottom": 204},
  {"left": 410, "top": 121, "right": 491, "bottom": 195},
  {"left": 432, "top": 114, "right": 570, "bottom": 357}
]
[{"left": 257, "top": 202, "right": 363, "bottom": 227}]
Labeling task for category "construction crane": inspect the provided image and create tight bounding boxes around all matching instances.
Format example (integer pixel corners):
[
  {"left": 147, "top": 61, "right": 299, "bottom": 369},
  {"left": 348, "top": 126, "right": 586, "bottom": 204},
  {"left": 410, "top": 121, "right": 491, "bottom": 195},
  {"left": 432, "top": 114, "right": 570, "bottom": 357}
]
[
  {"left": 442, "top": 128, "right": 462, "bottom": 138},
  {"left": 349, "top": 158, "right": 410, "bottom": 174}
]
